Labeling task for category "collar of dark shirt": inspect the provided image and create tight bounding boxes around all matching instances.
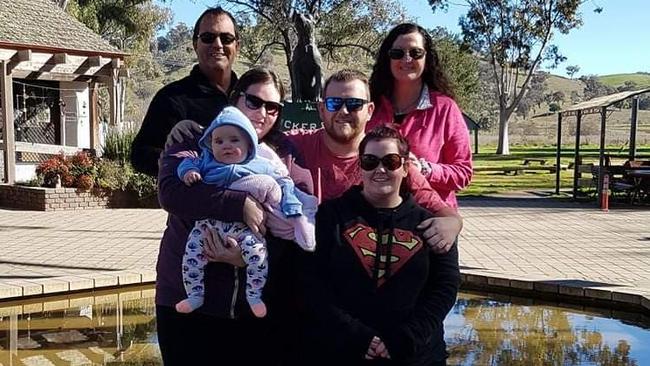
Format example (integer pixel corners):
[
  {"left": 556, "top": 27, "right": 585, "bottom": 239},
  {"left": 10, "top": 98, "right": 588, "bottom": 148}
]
[{"left": 189, "top": 65, "right": 238, "bottom": 95}]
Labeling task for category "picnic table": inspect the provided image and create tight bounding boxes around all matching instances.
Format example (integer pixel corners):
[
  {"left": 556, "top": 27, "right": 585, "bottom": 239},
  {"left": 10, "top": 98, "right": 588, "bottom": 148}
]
[
  {"left": 475, "top": 164, "right": 566, "bottom": 175},
  {"left": 522, "top": 158, "right": 547, "bottom": 165}
]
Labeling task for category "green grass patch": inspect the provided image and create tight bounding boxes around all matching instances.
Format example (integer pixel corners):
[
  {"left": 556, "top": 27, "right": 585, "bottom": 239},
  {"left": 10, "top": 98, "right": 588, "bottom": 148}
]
[
  {"left": 460, "top": 144, "right": 650, "bottom": 196},
  {"left": 598, "top": 73, "right": 650, "bottom": 88},
  {"left": 461, "top": 169, "right": 573, "bottom": 196}
]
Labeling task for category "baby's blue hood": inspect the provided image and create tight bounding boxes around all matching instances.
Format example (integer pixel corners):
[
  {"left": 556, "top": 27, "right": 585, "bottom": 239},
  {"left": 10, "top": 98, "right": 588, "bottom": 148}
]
[{"left": 198, "top": 106, "right": 258, "bottom": 163}]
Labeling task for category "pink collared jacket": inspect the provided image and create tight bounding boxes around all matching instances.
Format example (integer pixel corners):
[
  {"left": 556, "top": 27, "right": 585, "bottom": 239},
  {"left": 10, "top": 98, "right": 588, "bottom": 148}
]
[{"left": 368, "top": 90, "right": 473, "bottom": 208}]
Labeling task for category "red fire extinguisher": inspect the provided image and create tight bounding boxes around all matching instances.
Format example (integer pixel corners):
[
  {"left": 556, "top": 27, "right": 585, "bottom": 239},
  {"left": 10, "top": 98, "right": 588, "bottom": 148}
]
[{"left": 601, "top": 173, "right": 609, "bottom": 212}]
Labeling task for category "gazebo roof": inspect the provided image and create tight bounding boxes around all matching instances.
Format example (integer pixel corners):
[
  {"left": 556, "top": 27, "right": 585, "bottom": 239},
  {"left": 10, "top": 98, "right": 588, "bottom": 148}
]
[
  {"left": 0, "top": 0, "right": 126, "bottom": 57},
  {"left": 560, "top": 88, "right": 650, "bottom": 116}
]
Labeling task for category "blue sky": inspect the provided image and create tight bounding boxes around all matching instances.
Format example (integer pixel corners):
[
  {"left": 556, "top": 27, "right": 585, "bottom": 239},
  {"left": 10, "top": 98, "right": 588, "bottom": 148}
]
[{"left": 159, "top": 0, "right": 649, "bottom": 77}]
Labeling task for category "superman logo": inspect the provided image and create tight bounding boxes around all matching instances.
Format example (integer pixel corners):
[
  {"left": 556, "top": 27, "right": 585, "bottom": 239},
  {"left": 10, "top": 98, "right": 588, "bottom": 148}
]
[{"left": 343, "top": 223, "right": 423, "bottom": 287}]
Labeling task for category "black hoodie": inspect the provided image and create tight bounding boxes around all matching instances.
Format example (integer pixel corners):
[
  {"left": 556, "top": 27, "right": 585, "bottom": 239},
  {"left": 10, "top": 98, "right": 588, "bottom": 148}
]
[{"left": 299, "top": 186, "right": 460, "bottom": 366}]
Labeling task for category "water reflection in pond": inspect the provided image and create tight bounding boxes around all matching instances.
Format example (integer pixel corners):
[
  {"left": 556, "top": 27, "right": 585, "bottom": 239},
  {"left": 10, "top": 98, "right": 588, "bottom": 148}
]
[
  {"left": 0, "top": 285, "right": 159, "bottom": 365},
  {"left": 1, "top": 287, "right": 649, "bottom": 365},
  {"left": 446, "top": 292, "right": 650, "bottom": 365}
]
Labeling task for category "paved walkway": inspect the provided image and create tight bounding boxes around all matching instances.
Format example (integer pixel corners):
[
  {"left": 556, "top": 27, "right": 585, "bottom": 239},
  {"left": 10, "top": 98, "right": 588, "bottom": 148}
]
[{"left": 1, "top": 198, "right": 649, "bottom": 311}]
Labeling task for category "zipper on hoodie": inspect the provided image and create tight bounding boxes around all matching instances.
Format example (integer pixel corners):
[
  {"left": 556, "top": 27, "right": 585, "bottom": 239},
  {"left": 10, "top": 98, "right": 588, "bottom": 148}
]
[{"left": 229, "top": 267, "right": 239, "bottom": 319}]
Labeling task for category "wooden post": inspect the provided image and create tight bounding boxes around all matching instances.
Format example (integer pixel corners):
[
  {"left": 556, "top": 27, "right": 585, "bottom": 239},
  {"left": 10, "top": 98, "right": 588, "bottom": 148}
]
[
  {"left": 572, "top": 110, "right": 582, "bottom": 199},
  {"left": 88, "top": 82, "right": 99, "bottom": 150},
  {"left": 108, "top": 71, "right": 117, "bottom": 126},
  {"left": 555, "top": 113, "right": 562, "bottom": 195},
  {"left": 474, "top": 129, "right": 479, "bottom": 155},
  {"left": 108, "top": 59, "right": 124, "bottom": 127},
  {"left": 629, "top": 96, "right": 638, "bottom": 161},
  {"left": 597, "top": 106, "right": 607, "bottom": 206},
  {"left": 108, "top": 66, "right": 123, "bottom": 126},
  {"left": 1, "top": 61, "right": 16, "bottom": 184}
]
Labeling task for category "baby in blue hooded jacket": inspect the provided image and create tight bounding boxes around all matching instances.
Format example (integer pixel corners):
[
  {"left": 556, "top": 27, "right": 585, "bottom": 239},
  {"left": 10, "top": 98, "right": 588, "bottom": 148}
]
[{"left": 175, "top": 106, "right": 317, "bottom": 318}]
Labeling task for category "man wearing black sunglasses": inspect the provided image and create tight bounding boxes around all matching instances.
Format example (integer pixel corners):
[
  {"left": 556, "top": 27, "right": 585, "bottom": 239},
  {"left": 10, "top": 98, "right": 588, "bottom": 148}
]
[
  {"left": 131, "top": 7, "right": 240, "bottom": 177},
  {"left": 287, "top": 69, "right": 459, "bottom": 252}
]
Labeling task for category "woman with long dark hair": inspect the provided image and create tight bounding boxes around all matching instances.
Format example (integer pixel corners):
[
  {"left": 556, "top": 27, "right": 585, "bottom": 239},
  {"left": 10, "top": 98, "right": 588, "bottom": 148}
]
[
  {"left": 368, "top": 23, "right": 472, "bottom": 209},
  {"left": 156, "top": 66, "right": 310, "bottom": 365}
]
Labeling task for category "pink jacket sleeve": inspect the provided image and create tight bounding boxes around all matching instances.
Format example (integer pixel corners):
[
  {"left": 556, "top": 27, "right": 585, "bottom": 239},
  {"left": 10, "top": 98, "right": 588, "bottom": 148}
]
[
  {"left": 426, "top": 101, "right": 473, "bottom": 193},
  {"left": 406, "top": 164, "right": 450, "bottom": 214}
]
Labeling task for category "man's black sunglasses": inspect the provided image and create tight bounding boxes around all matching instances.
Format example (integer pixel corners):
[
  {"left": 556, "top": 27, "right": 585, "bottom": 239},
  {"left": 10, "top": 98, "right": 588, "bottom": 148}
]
[
  {"left": 324, "top": 97, "right": 368, "bottom": 112},
  {"left": 359, "top": 153, "right": 405, "bottom": 171},
  {"left": 388, "top": 48, "right": 426, "bottom": 60},
  {"left": 241, "top": 93, "right": 283, "bottom": 116},
  {"left": 197, "top": 32, "right": 237, "bottom": 45}
]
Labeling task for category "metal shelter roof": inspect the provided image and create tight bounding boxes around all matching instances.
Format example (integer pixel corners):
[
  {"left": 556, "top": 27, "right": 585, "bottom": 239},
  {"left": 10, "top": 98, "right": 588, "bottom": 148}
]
[{"left": 560, "top": 88, "right": 650, "bottom": 116}]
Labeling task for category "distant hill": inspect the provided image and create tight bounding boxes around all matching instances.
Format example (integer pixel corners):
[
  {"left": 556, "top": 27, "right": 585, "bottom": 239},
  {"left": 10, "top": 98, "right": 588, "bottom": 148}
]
[
  {"left": 597, "top": 73, "right": 650, "bottom": 88},
  {"left": 545, "top": 74, "right": 583, "bottom": 96}
]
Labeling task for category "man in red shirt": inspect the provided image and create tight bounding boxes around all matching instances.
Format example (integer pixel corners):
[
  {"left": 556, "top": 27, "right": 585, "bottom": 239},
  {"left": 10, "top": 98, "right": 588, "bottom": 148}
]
[
  {"left": 286, "top": 70, "right": 459, "bottom": 252},
  {"left": 285, "top": 70, "right": 371, "bottom": 202}
]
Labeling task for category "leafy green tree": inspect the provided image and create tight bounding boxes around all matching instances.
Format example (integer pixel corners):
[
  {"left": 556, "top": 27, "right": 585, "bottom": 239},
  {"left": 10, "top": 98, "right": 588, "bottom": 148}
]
[
  {"left": 219, "top": 0, "right": 406, "bottom": 100},
  {"left": 549, "top": 102, "right": 561, "bottom": 112},
  {"left": 580, "top": 75, "right": 615, "bottom": 100},
  {"left": 154, "top": 22, "right": 196, "bottom": 72},
  {"left": 428, "top": 0, "right": 595, "bottom": 154},
  {"left": 616, "top": 80, "right": 639, "bottom": 92},
  {"left": 66, "top": 0, "right": 171, "bottom": 52},
  {"left": 429, "top": 27, "right": 480, "bottom": 118},
  {"left": 566, "top": 64, "right": 580, "bottom": 79}
]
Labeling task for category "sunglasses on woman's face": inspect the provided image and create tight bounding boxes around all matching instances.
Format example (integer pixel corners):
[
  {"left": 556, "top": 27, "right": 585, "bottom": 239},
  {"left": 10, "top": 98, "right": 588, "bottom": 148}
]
[
  {"left": 324, "top": 97, "right": 368, "bottom": 112},
  {"left": 388, "top": 48, "right": 426, "bottom": 60},
  {"left": 197, "top": 32, "right": 237, "bottom": 45},
  {"left": 359, "top": 153, "right": 405, "bottom": 171},
  {"left": 241, "top": 93, "right": 283, "bottom": 116}
]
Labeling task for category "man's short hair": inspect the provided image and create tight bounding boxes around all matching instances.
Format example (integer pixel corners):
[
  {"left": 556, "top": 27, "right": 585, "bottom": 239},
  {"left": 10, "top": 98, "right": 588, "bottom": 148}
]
[
  {"left": 322, "top": 69, "right": 370, "bottom": 99},
  {"left": 192, "top": 7, "right": 240, "bottom": 41}
]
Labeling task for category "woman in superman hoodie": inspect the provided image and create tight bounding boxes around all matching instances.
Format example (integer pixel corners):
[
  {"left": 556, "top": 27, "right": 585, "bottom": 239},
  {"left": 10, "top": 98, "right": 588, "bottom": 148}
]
[{"left": 297, "top": 128, "right": 461, "bottom": 366}]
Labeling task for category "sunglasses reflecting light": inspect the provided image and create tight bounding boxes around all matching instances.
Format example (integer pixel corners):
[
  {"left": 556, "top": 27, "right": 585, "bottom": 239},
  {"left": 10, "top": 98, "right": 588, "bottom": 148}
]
[
  {"left": 324, "top": 97, "right": 368, "bottom": 112},
  {"left": 388, "top": 48, "right": 426, "bottom": 60},
  {"left": 359, "top": 153, "right": 405, "bottom": 171},
  {"left": 241, "top": 93, "right": 283, "bottom": 116},
  {"left": 197, "top": 32, "right": 237, "bottom": 45}
]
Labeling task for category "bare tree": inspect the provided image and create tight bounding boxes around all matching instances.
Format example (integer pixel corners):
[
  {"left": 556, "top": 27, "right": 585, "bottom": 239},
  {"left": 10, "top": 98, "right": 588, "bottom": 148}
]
[
  {"left": 221, "top": 0, "right": 406, "bottom": 101},
  {"left": 428, "top": 0, "right": 598, "bottom": 154}
]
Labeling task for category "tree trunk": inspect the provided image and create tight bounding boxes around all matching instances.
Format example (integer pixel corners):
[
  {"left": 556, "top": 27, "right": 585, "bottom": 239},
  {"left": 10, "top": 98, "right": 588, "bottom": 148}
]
[
  {"left": 281, "top": 32, "right": 296, "bottom": 101},
  {"left": 496, "top": 108, "right": 510, "bottom": 155}
]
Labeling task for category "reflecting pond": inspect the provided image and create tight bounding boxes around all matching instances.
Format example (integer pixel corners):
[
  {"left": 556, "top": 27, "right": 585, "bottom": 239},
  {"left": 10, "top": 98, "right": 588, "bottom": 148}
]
[{"left": 1, "top": 286, "right": 649, "bottom": 365}]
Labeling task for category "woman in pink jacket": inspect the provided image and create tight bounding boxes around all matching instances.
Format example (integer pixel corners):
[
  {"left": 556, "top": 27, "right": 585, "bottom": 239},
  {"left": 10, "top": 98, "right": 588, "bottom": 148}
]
[{"left": 368, "top": 23, "right": 472, "bottom": 208}]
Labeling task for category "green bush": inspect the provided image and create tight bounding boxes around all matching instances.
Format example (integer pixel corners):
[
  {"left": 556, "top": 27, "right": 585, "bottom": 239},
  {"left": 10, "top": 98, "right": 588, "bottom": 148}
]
[
  {"left": 103, "top": 127, "right": 136, "bottom": 164},
  {"left": 96, "top": 159, "right": 132, "bottom": 191},
  {"left": 95, "top": 159, "right": 157, "bottom": 200},
  {"left": 127, "top": 171, "right": 157, "bottom": 200}
]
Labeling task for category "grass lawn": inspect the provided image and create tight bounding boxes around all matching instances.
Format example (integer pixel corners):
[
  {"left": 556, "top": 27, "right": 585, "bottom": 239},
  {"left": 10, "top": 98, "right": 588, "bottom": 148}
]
[{"left": 460, "top": 144, "right": 650, "bottom": 196}]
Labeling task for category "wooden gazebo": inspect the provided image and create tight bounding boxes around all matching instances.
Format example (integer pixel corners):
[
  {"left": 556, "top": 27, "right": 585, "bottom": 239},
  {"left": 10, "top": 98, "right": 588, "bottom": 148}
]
[
  {"left": 0, "top": 0, "right": 127, "bottom": 184},
  {"left": 553, "top": 88, "right": 650, "bottom": 203}
]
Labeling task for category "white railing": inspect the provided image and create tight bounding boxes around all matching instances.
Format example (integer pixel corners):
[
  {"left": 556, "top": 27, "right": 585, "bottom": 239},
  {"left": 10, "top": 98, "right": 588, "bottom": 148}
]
[{"left": 1, "top": 140, "right": 83, "bottom": 155}]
